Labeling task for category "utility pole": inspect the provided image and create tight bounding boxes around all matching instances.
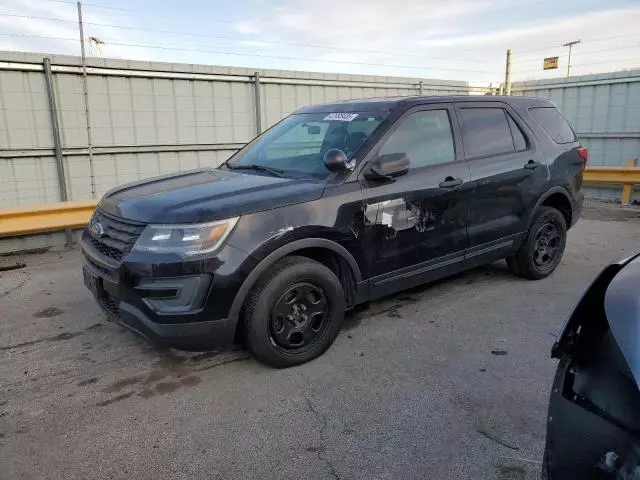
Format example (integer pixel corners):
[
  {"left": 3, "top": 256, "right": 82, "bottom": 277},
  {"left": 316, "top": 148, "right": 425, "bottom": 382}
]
[
  {"left": 504, "top": 48, "right": 512, "bottom": 95},
  {"left": 563, "top": 40, "right": 581, "bottom": 77},
  {"left": 77, "top": 1, "right": 96, "bottom": 197}
]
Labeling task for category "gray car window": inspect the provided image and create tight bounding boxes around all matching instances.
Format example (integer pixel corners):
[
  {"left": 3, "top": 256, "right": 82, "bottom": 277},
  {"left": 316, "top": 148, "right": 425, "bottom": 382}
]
[
  {"left": 529, "top": 107, "right": 577, "bottom": 144},
  {"left": 459, "top": 107, "right": 515, "bottom": 159},
  {"left": 379, "top": 110, "right": 455, "bottom": 168}
]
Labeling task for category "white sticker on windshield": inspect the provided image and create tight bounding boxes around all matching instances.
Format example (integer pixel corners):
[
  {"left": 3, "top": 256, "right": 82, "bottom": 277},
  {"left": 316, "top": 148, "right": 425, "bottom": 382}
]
[{"left": 323, "top": 113, "right": 359, "bottom": 122}]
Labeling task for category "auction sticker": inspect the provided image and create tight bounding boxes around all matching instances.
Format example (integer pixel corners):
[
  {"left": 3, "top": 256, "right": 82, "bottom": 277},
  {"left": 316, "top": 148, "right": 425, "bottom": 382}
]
[{"left": 323, "top": 113, "right": 359, "bottom": 122}]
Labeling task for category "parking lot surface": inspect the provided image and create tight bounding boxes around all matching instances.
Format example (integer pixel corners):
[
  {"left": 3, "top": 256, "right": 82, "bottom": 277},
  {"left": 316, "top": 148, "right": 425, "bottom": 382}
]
[{"left": 1, "top": 201, "right": 640, "bottom": 480}]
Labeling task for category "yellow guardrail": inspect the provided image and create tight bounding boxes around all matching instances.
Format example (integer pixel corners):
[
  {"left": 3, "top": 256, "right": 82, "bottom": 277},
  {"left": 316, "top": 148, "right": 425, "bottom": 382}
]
[
  {"left": 0, "top": 200, "right": 97, "bottom": 237},
  {"left": 583, "top": 159, "right": 639, "bottom": 205},
  {"left": 0, "top": 159, "right": 638, "bottom": 238}
]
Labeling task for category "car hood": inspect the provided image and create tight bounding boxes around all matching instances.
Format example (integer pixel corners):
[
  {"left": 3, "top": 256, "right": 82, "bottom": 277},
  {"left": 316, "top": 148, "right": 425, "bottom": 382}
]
[{"left": 98, "top": 168, "right": 325, "bottom": 223}]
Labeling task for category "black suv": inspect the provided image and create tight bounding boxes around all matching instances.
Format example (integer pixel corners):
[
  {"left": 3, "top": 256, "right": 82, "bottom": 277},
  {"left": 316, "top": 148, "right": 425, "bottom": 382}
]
[{"left": 82, "top": 95, "right": 585, "bottom": 367}]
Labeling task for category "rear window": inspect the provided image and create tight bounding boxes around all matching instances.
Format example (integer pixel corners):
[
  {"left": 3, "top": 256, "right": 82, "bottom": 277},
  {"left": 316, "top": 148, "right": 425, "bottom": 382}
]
[
  {"left": 458, "top": 108, "right": 515, "bottom": 159},
  {"left": 529, "top": 107, "right": 576, "bottom": 144}
]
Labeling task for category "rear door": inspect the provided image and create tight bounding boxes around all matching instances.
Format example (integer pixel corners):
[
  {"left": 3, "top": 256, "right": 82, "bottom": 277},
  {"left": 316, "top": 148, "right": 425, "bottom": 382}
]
[
  {"left": 455, "top": 102, "right": 548, "bottom": 259},
  {"left": 359, "top": 103, "right": 470, "bottom": 295}
]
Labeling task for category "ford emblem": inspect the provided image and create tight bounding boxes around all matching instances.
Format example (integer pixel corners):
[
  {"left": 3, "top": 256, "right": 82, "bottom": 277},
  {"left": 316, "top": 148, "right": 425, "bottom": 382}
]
[{"left": 89, "top": 222, "right": 105, "bottom": 239}]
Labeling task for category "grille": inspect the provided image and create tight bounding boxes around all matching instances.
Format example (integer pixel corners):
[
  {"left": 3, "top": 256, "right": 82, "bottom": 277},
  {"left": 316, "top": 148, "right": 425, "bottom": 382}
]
[
  {"left": 98, "top": 297, "right": 120, "bottom": 318},
  {"left": 89, "top": 210, "right": 146, "bottom": 262},
  {"left": 85, "top": 255, "right": 117, "bottom": 281}
]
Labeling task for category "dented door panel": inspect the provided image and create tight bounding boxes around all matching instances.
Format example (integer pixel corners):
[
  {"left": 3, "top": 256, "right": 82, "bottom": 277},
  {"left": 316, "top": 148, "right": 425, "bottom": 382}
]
[{"left": 362, "top": 160, "right": 470, "bottom": 279}]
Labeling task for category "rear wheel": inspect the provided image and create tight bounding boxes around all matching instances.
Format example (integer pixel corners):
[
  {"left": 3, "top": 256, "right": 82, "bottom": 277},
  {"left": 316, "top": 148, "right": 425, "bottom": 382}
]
[
  {"left": 507, "top": 206, "right": 567, "bottom": 280},
  {"left": 245, "top": 256, "right": 345, "bottom": 368}
]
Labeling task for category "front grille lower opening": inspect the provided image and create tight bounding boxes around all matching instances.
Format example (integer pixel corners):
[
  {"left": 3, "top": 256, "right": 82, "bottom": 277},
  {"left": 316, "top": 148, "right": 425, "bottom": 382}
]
[{"left": 98, "top": 297, "right": 120, "bottom": 318}]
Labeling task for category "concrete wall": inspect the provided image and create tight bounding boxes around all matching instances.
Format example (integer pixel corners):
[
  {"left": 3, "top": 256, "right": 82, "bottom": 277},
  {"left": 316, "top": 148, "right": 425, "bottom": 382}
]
[{"left": 513, "top": 70, "right": 640, "bottom": 201}]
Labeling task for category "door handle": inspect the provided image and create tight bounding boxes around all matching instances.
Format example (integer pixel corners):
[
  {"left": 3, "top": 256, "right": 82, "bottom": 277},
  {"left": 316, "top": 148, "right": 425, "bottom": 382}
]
[
  {"left": 439, "top": 176, "right": 463, "bottom": 188},
  {"left": 524, "top": 160, "right": 542, "bottom": 170}
]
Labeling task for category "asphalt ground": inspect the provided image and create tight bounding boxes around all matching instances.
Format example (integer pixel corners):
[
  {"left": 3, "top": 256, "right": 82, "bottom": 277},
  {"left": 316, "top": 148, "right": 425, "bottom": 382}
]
[{"left": 1, "top": 200, "right": 640, "bottom": 480}]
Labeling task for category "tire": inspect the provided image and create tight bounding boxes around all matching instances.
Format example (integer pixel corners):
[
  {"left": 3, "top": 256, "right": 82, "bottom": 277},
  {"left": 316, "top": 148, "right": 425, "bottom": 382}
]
[
  {"left": 244, "top": 256, "right": 345, "bottom": 368},
  {"left": 507, "top": 206, "right": 567, "bottom": 280}
]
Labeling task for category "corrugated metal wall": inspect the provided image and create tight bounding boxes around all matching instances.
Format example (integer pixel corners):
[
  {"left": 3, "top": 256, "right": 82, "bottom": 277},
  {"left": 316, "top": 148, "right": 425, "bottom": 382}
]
[
  {"left": 0, "top": 50, "right": 477, "bottom": 210},
  {"left": 0, "top": 51, "right": 482, "bottom": 252},
  {"left": 513, "top": 70, "right": 640, "bottom": 200}
]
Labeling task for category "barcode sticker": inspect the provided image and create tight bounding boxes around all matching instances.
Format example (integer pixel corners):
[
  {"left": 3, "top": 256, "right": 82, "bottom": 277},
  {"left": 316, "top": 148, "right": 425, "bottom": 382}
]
[{"left": 323, "top": 113, "right": 359, "bottom": 122}]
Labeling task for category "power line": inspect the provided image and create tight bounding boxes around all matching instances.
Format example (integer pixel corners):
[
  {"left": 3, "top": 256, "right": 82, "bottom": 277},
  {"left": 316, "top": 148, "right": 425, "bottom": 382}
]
[
  {"left": 39, "top": 0, "right": 131, "bottom": 12},
  {"left": 39, "top": 0, "right": 563, "bottom": 19},
  {"left": 573, "top": 57, "right": 640, "bottom": 68},
  {"left": 0, "top": 12, "right": 490, "bottom": 64},
  {"left": 0, "top": 32, "right": 499, "bottom": 76},
  {"left": 97, "top": 40, "right": 500, "bottom": 74},
  {"left": 1, "top": 10, "right": 638, "bottom": 67},
  {"left": 81, "top": 21, "right": 492, "bottom": 63},
  {"left": 512, "top": 42, "right": 640, "bottom": 63},
  {"left": 2, "top": 9, "right": 637, "bottom": 78},
  {"left": 515, "top": 31, "right": 640, "bottom": 55},
  {"left": 0, "top": 13, "right": 77, "bottom": 23},
  {"left": 0, "top": 33, "right": 78, "bottom": 42}
]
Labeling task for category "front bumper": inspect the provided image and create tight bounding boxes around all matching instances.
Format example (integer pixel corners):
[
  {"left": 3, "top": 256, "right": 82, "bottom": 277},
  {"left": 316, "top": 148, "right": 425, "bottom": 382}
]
[
  {"left": 115, "top": 301, "right": 236, "bottom": 350},
  {"left": 82, "top": 230, "right": 241, "bottom": 350}
]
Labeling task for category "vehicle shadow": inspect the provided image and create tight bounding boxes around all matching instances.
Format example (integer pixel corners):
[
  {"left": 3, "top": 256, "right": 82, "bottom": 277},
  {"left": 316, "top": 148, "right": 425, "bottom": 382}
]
[{"left": 342, "top": 260, "right": 518, "bottom": 332}]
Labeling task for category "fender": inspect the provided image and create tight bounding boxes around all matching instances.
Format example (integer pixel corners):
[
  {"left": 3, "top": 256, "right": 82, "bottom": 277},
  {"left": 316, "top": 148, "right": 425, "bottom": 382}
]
[
  {"left": 226, "top": 238, "right": 363, "bottom": 325},
  {"left": 527, "top": 185, "right": 574, "bottom": 230}
]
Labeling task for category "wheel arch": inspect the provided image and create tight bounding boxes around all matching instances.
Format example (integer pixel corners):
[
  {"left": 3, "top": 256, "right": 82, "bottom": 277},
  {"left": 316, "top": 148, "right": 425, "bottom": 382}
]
[
  {"left": 228, "top": 238, "right": 363, "bottom": 340},
  {"left": 529, "top": 186, "right": 573, "bottom": 229}
]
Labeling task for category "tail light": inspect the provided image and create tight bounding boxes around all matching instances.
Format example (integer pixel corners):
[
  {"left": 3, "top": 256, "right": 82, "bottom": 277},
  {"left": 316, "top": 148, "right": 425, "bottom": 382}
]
[{"left": 578, "top": 147, "right": 588, "bottom": 168}]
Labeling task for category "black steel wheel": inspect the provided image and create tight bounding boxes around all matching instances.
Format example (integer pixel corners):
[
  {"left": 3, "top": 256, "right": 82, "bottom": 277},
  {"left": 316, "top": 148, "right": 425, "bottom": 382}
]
[
  {"left": 270, "top": 282, "right": 331, "bottom": 353},
  {"left": 532, "top": 220, "right": 563, "bottom": 271},
  {"left": 507, "top": 206, "right": 567, "bottom": 280},
  {"left": 245, "top": 256, "right": 345, "bottom": 368}
]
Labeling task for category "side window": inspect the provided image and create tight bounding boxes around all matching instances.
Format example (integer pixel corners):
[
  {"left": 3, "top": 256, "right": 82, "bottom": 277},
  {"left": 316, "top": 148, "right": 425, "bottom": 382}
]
[
  {"left": 459, "top": 108, "right": 515, "bottom": 159},
  {"left": 378, "top": 110, "right": 455, "bottom": 168},
  {"left": 529, "top": 107, "right": 576, "bottom": 144},
  {"left": 507, "top": 114, "right": 528, "bottom": 151}
]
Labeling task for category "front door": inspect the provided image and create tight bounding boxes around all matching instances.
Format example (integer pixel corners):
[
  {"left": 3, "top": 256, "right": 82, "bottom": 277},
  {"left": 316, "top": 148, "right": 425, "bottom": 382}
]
[{"left": 359, "top": 104, "right": 470, "bottom": 297}]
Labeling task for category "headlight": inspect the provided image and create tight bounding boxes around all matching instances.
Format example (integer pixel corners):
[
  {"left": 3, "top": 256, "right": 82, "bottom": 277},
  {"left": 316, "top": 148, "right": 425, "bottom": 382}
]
[{"left": 132, "top": 217, "right": 239, "bottom": 256}]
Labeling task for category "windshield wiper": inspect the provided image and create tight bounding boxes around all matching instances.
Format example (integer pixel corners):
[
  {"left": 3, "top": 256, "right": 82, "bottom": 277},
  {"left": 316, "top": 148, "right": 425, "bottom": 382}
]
[{"left": 228, "top": 164, "right": 286, "bottom": 177}]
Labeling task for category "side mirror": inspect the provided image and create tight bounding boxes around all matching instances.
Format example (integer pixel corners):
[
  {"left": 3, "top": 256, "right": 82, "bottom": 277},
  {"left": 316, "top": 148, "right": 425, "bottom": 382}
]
[
  {"left": 324, "top": 149, "right": 349, "bottom": 172},
  {"left": 365, "top": 153, "right": 410, "bottom": 180}
]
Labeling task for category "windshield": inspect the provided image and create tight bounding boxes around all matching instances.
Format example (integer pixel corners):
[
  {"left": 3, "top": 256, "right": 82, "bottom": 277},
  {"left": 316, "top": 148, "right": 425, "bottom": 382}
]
[{"left": 226, "top": 111, "right": 387, "bottom": 178}]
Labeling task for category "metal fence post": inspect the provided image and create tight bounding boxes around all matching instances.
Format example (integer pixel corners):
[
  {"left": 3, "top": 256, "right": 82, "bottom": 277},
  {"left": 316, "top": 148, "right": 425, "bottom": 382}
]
[
  {"left": 418, "top": 80, "right": 424, "bottom": 96},
  {"left": 254, "top": 71, "right": 262, "bottom": 135},
  {"left": 43, "top": 57, "right": 73, "bottom": 245},
  {"left": 77, "top": 1, "right": 96, "bottom": 198},
  {"left": 504, "top": 49, "right": 512, "bottom": 96}
]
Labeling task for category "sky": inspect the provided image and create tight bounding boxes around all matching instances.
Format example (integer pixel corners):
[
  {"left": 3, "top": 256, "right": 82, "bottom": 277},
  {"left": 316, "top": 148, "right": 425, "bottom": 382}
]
[{"left": 1, "top": 0, "right": 639, "bottom": 85}]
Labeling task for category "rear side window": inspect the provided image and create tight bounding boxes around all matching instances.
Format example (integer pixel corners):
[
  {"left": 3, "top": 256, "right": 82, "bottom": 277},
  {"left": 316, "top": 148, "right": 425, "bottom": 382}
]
[
  {"left": 458, "top": 108, "right": 515, "bottom": 159},
  {"left": 529, "top": 107, "right": 576, "bottom": 144},
  {"left": 507, "top": 115, "right": 528, "bottom": 151}
]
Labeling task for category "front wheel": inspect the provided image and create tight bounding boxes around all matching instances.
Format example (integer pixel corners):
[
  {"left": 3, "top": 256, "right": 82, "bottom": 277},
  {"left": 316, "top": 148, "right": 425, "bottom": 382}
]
[
  {"left": 244, "top": 256, "right": 345, "bottom": 368},
  {"left": 507, "top": 206, "right": 567, "bottom": 280}
]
